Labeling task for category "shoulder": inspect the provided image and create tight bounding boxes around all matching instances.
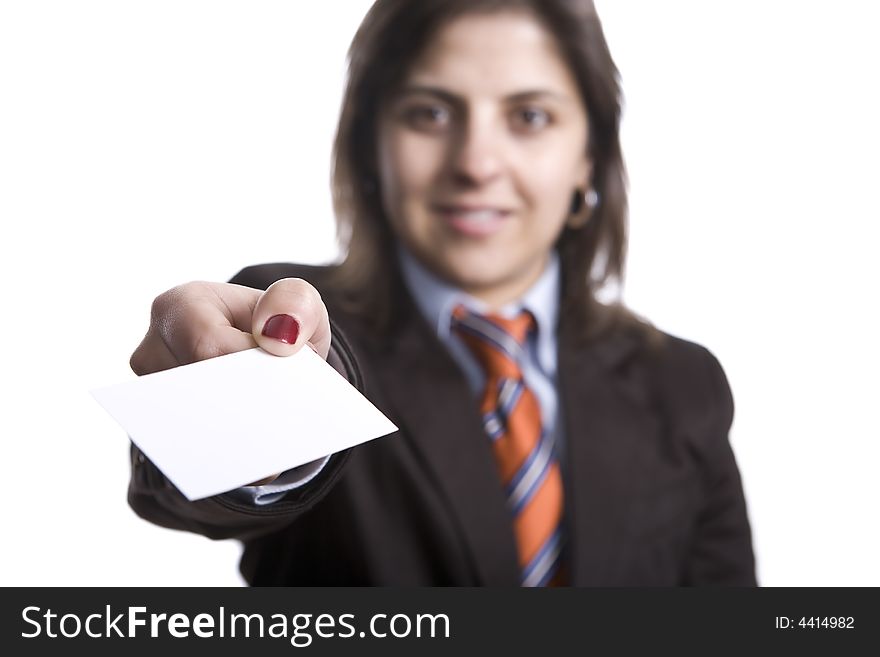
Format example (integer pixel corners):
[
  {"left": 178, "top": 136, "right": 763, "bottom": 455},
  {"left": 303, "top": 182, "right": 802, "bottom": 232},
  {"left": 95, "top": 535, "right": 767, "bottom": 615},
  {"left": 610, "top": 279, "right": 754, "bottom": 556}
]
[
  {"left": 644, "top": 331, "right": 735, "bottom": 449},
  {"left": 590, "top": 305, "right": 730, "bottom": 395},
  {"left": 637, "top": 326, "right": 730, "bottom": 397},
  {"left": 645, "top": 331, "right": 733, "bottom": 427},
  {"left": 591, "top": 311, "right": 735, "bottom": 440}
]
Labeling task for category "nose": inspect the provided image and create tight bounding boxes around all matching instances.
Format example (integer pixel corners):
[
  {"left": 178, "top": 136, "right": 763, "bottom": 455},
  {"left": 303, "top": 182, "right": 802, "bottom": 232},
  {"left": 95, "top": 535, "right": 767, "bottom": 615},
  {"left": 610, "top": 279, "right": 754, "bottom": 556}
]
[{"left": 449, "top": 115, "right": 503, "bottom": 187}]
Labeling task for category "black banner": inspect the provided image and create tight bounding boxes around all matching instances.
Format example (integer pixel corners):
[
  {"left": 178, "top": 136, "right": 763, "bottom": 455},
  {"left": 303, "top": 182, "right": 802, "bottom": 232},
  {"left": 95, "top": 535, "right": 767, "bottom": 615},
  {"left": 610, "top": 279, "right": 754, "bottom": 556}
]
[{"left": 1, "top": 587, "right": 876, "bottom": 655}]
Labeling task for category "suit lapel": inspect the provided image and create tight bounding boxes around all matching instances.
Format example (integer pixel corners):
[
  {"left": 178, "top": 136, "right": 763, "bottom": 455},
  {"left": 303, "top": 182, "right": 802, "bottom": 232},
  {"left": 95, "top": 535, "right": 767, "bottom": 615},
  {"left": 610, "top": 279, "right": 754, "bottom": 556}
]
[
  {"left": 558, "top": 318, "right": 650, "bottom": 585},
  {"left": 359, "top": 280, "right": 652, "bottom": 586},
  {"left": 366, "top": 293, "right": 521, "bottom": 585}
]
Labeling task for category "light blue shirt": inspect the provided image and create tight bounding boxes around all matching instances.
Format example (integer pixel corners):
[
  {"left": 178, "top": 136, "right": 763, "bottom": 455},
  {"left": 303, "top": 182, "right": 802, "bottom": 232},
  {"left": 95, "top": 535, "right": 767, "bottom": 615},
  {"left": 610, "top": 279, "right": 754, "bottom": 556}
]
[{"left": 227, "top": 455, "right": 330, "bottom": 506}]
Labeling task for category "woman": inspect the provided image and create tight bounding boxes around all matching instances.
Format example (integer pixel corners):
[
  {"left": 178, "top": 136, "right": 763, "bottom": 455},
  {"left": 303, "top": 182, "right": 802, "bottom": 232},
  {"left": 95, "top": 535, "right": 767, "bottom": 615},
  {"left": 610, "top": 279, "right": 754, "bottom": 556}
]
[{"left": 128, "top": 0, "right": 756, "bottom": 586}]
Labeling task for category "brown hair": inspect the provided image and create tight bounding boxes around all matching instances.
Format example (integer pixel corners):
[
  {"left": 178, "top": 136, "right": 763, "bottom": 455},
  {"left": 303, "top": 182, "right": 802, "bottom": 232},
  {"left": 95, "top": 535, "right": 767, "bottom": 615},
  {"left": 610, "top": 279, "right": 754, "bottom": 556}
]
[{"left": 330, "top": 0, "right": 661, "bottom": 346}]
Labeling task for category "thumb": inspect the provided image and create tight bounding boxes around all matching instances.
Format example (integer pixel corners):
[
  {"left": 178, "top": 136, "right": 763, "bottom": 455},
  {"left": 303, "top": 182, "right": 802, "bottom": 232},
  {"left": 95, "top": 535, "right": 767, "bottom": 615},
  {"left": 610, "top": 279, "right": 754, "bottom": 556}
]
[{"left": 251, "top": 278, "right": 331, "bottom": 359}]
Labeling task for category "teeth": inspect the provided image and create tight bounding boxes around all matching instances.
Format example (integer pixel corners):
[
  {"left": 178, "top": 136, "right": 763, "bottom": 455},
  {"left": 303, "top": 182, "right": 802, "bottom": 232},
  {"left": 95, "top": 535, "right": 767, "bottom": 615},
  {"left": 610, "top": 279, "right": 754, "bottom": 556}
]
[{"left": 453, "top": 210, "right": 500, "bottom": 222}]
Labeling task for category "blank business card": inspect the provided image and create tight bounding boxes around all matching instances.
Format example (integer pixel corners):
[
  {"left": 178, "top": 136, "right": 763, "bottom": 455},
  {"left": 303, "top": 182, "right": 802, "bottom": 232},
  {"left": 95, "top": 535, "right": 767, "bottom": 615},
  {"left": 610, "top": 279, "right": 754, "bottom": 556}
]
[{"left": 91, "top": 347, "right": 398, "bottom": 500}]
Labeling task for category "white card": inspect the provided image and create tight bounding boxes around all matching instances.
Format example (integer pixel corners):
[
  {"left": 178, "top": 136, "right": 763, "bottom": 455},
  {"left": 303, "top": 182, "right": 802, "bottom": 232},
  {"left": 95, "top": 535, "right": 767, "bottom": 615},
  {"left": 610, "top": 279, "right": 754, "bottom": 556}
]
[{"left": 91, "top": 347, "right": 397, "bottom": 500}]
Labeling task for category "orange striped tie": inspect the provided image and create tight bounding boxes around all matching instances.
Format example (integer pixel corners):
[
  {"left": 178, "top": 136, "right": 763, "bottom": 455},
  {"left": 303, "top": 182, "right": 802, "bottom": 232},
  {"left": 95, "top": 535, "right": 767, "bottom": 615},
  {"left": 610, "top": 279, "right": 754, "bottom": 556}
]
[{"left": 451, "top": 305, "right": 566, "bottom": 586}]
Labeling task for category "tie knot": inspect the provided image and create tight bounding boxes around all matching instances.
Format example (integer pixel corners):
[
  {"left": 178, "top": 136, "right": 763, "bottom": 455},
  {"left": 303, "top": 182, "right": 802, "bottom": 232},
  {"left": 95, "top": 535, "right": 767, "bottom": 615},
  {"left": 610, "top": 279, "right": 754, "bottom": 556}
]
[{"left": 451, "top": 305, "right": 535, "bottom": 379}]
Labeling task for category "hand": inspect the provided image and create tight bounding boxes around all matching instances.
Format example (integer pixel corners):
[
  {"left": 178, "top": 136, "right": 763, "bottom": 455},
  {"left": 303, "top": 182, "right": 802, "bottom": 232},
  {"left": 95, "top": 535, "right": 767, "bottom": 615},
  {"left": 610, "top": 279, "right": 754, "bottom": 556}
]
[
  {"left": 129, "top": 277, "right": 331, "bottom": 486},
  {"left": 130, "top": 277, "right": 331, "bottom": 374}
]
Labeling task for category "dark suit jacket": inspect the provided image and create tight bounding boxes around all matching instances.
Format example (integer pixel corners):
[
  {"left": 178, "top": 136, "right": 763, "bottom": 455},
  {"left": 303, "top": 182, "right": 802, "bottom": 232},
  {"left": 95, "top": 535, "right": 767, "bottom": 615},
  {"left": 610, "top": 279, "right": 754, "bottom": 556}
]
[{"left": 128, "top": 263, "right": 757, "bottom": 586}]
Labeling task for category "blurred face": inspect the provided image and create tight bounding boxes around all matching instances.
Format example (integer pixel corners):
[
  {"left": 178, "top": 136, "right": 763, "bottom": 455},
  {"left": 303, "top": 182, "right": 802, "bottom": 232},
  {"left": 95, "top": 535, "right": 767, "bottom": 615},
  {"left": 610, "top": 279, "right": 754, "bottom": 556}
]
[{"left": 377, "top": 10, "right": 591, "bottom": 308}]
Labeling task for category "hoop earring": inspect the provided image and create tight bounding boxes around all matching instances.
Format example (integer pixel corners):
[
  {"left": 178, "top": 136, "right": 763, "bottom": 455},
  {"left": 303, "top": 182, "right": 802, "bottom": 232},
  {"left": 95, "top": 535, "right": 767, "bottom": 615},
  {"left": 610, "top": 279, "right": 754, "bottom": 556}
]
[
  {"left": 567, "top": 187, "right": 599, "bottom": 228},
  {"left": 585, "top": 188, "right": 599, "bottom": 210}
]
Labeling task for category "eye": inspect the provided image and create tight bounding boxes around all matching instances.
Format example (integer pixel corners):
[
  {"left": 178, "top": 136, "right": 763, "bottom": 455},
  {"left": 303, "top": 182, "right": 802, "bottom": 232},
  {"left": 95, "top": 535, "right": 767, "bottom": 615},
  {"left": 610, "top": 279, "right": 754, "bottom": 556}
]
[
  {"left": 401, "top": 104, "right": 452, "bottom": 133},
  {"left": 510, "top": 107, "right": 551, "bottom": 133}
]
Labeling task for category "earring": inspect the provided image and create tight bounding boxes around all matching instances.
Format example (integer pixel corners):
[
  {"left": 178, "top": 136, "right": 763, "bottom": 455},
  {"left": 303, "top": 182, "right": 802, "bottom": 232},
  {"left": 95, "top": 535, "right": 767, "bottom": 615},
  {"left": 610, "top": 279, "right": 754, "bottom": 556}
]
[
  {"left": 585, "top": 188, "right": 599, "bottom": 210},
  {"left": 567, "top": 187, "right": 599, "bottom": 229}
]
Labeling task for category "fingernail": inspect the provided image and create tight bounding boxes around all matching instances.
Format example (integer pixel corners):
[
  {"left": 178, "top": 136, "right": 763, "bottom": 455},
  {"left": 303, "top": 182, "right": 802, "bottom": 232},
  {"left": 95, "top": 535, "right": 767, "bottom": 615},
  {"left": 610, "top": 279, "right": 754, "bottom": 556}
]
[{"left": 261, "top": 314, "right": 300, "bottom": 344}]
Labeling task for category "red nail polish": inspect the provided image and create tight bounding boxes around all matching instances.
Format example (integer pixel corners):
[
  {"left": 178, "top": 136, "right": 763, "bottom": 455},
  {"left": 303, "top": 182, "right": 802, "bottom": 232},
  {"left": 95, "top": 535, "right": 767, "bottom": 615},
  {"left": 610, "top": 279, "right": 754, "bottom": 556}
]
[{"left": 262, "top": 314, "right": 300, "bottom": 344}]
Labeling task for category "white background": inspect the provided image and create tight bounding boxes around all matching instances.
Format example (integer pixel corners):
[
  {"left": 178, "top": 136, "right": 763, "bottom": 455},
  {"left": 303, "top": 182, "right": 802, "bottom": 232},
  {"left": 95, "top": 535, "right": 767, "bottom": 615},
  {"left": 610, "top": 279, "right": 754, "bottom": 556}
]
[{"left": 1, "top": 0, "right": 877, "bottom": 586}]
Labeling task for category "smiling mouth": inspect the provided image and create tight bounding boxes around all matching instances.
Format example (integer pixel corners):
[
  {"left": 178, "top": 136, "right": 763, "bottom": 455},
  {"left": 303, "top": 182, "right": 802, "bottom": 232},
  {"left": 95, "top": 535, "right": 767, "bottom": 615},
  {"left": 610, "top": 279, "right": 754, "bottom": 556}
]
[{"left": 433, "top": 205, "right": 511, "bottom": 237}]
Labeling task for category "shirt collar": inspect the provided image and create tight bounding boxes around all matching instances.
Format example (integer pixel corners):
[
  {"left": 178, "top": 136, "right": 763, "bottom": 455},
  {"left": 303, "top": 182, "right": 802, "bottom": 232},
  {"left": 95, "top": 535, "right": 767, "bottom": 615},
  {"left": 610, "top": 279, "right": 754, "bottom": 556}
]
[{"left": 396, "top": 243, "right": 560, "bottom": 375}]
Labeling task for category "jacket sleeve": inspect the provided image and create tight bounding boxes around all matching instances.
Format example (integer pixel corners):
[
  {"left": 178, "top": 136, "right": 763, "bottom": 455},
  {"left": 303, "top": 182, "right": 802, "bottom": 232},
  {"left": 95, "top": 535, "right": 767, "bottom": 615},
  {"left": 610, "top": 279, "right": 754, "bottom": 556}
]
[
  {"left": 681, "top": 348, "right": 758, "bottom": 586},
  {"left": 126, "top": 317, "right": 360, "bottom": 542}
]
